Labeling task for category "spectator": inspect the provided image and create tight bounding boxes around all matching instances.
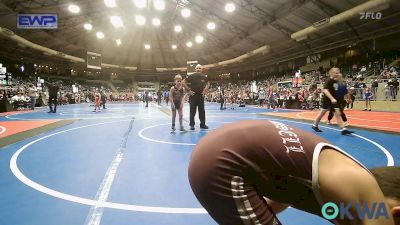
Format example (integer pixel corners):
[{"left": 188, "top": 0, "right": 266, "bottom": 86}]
[
  {"left": 258, "top": 88, "right": 266, "bottom": 107},
  {"left": 10, "top": 92, "right": 29, "bottom": 110},
  {"left": 157, "top": 90, "right": 162, "bottom": 105},
  {"left": 219, "top": 86, "right": 225, "bottom": 110},
  {"left": 371, "top": 79, "right": 379, "bottom": 100},
  {"left": 45, "top": 81, "right": 60, "bottom": 113},
  {"left": 101, "top": 89, "right": 107, "bottom": 109},
  {"left": 364, "top": 87, "right": 373, "bottom": 111},
  {"left": 392, "top": 79, "right": 399, "bottom": 100},
  {"left": 347, "top": 88, "right": 356, "bottom": 110},
  {"left": 27, "top": 84, "right": 38, "bottom": 110}
]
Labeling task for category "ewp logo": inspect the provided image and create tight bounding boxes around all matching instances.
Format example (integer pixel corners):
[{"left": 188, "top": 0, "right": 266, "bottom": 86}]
[
  {"left": 17, "top": 14, "right": 58, "bottom": 29},
  {"left": 322, "top": 202, "right": 389, "bottom": 221}
]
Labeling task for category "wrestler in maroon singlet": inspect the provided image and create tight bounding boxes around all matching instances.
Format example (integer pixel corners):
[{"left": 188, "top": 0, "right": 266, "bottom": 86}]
[{"left": 188, "top": 120, "right": 369, "bottom": 225}]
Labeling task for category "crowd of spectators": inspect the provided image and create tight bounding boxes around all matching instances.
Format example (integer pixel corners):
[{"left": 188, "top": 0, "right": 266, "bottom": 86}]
[
  {"left": 0, "top": 75, "right": 138, "bottom": 111},
  {"left": 1, "top": 64, "right": 399, "bottom": 112},
  {"left": 205, "top": 65, "right": 399, "bottom": 111}
]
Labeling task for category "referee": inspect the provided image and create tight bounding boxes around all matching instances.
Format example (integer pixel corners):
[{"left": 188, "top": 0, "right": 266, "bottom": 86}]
[{"left": 183, "top": 64, "right": 210, "bottom": 130}]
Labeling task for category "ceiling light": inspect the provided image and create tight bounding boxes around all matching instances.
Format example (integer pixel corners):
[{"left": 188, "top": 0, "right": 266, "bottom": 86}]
[
  {"left": 186, "top": 41, "right": 193, "bottom": 47},
  {"left": 225, "top": 3, "right": 235, "bottom": 12},
  {"left": 174, "top": 25, "right": 182, "bottom": 32},
  {"left": 68, "top": 4, "right": 80, "bottom": 13},
  {"left": 152, "top": 18, "right": 161, "bottom": 26},
  {"left": 144, "top": 44, "right": 151, "bottom": 49},
  {"left": 134, "top": 0, "right": 147, "bottom": 9},
  {"left": 181, "top": 8, "right": 191, "bottom": 18},
  {"left": 135, "top": 15, "right": 146, "bottom": 25},
  {"left": 195, "top": 35, "right": 204, "bottom": 43},
  {"left": 153, "top": 0, "right": 165, "bottom": 11},
  {"left": 110, "top": 16, "right": 123, "bottom": 28},
  {"left": 116, "top": 39, "right": 122, "bottom": 46},
  {"left": 104, "top": 0, "right": 117, "bottom": 8},
  {"left": 207, "top": 22, "right": 215, "bottom": 30},
  {"left": 96, "top": 32, "right": 104, "bottom": 39},
  {"left": 83, "top": 23, "right": 92, "bottom": 30},
  {"left": 171, "top": 44, "right": 177, "bottom": 49}
]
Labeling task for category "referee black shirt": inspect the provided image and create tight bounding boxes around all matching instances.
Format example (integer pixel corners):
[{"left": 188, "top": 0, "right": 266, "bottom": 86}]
[
  {"left": 322, "top": 77, "right": 338, "bottom": 103},
  {"left": 48, "top": 83, "right": 60, "bottom": 97},
  {"left": 186, "top": 72, "right": 208, "bottom": 94}
]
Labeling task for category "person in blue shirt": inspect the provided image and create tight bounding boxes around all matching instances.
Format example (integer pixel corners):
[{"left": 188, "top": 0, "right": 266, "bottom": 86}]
[
  {"left": 327, "top": 74, "right": 350, "bottom": 126},
  {"left": 164, "top": 91, "right": 169, "bottom": 105},
  {"left": 364, "top": 87, "right": 373, "bottom": 111}
]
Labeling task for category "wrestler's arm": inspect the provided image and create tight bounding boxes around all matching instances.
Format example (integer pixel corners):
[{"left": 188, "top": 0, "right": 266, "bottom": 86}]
[
  {"left": 319, "top": 149, "right": 394, "bottom": 225},
  {"left": 169, "top": 87, "right": 175, "bottom": 108}
]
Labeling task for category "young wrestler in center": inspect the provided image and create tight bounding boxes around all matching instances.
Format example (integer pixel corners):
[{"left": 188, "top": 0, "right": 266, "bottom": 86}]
[
  {"left": 93, "top": 88, "right": 101, "bottom": 112},
  {"left": 169, "top": 75, "right": 187, "bottom": 132},
  {"left": 188, "top": 120, "right": 400, "bottom": 225}
]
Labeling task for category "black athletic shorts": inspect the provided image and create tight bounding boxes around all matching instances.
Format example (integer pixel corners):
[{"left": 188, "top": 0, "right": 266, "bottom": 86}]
[
  {"left": 321, "top": 100, "right": 339, "bottom": 110},
  {"left": 172, "top": 100, "right": 182, "bottom": 110}
]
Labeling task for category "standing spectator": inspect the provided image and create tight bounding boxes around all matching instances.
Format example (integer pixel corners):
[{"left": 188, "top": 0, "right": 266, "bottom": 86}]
[
  {"left": 383, "top": 84, "right": 390, "bottom": 101},
  {"left": 364, "top": 87, "right": 373, "bottom": 111},
  {"left": 371, "top": 79, "right": 379, "bottom": 100},
  {"left": 183, "top": 64, "right": 209, "bottom": 130},
  {"left": 229, "top": 90, "right": 236, "bottom": 110},
  {"left": 27, "top": 84, "right": 38, "bottom": 110},
  {"left": 101, "top": 89, "right": 107, "bottom": 109},
  {"left": 45, "top": 81, "right": 60, "bottom": 113},
  {"left": 258, "top": 88, "right": 266, "bottom": 107},
  {"left": 144, "top": 91, "right": 149, "bottom": 107},
  {"left": 392, "top": 79, "right": 399, "bottom": 100},
  {"left": 219, "top": 86, "right": 225, "bottom": 110},
  {"left": 157, "top": 90, "right": 162, "bottom": 105},
  {"left": 347, "top": 88, "right": 356, "bottom": 110},
  {"left": 312, "top": 67, "right": 353, "bottom": 135},
  {"left": 164, "top": 91, "right": 169, "bottom": 105},
  {"left": 387, "top": 79, "right": 395, "bottom": 101}
]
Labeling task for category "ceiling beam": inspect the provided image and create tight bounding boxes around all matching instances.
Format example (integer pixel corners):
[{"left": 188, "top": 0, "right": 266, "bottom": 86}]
[{"left": 225, "top": 23, "right": 400, "bottom": 72}]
